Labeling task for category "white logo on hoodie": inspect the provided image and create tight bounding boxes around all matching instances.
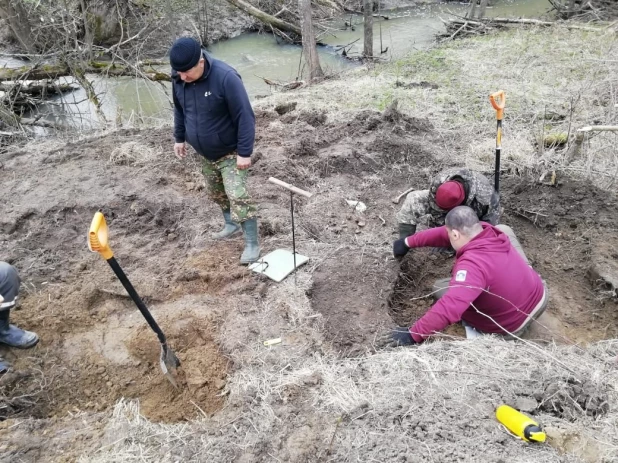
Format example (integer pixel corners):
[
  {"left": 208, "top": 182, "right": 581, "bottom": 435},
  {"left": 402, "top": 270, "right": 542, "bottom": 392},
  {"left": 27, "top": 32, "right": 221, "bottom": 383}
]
[{"left": 455, "top": 270, "right": 467, "bottom": 282}]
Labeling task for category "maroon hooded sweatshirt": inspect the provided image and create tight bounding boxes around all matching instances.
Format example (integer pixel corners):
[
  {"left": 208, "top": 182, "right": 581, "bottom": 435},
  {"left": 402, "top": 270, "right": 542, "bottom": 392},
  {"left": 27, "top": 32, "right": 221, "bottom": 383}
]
[{"left": 404, "top": 223, "right": 545, "bottom": 342}]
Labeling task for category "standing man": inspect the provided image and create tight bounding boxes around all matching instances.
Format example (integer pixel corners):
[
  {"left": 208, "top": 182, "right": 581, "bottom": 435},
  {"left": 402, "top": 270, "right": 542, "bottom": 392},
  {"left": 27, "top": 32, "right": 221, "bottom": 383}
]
[
  {"left": 388, "top": 206, "right": 548, "bottom": 345},
  {"left": 396, "top": 168, "right": 500, "bottom": 239},
  {"left": 0, "top": 262, "right": 39, "bottom": 373},
  {"left": 170, "top": 37, "right": 260, "bottom": 264}
]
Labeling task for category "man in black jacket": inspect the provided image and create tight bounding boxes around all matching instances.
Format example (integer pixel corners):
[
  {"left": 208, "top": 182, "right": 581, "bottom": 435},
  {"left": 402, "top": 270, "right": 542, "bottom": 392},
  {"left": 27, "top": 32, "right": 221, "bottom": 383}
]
[{"left": 170, "top": 37, "right": 259, "bottom": 264}]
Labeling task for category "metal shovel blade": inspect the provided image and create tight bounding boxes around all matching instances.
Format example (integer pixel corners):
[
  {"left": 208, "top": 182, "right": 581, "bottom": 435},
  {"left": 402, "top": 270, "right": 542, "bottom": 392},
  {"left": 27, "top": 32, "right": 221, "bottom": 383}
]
[{"left": 160, "top": 343, "right": 181, "bottom": 389}]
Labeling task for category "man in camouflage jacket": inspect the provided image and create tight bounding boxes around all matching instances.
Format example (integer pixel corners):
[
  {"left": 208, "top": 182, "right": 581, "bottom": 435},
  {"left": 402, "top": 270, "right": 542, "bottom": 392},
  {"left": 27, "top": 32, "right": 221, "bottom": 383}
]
[{"left": 396, "top": 168, "right": 500, "bottom": 238}]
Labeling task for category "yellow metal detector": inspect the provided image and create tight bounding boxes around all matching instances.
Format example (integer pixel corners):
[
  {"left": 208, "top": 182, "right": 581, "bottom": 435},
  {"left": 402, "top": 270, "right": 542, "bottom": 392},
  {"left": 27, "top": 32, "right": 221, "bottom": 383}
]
[
  {"left": 88, "top": 212, "right": 180, "bottom": 388},
  {"left": 490, "top": 90, "right": 506, "bottom": 193},
  {"left": 496, "top": 405, "right": 546, "bottom": 443}
]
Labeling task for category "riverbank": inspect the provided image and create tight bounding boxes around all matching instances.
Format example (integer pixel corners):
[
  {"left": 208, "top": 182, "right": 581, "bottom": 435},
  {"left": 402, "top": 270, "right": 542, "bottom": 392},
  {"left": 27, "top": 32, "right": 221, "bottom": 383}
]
[{"left": 1, "top": 22, "right": 617, "bottom": 463}]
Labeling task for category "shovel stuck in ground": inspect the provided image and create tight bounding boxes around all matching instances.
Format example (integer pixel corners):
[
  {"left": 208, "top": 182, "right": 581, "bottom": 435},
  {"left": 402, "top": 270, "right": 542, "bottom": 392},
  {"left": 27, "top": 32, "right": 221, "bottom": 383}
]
[
  {"left": 489, "top": 90, "right": 506, "bottom": 193},
  {"left": 88, "top": 211, "right": 180, "bottom": 388}
]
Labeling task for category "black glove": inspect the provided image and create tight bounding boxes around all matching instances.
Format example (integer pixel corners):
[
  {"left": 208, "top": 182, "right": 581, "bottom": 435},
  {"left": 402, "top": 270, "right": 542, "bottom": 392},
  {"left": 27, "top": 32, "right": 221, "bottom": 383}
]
[
  {"left": 393, "top": 238, "right": 410, "bottom": 258},
  {"left": 380, "top": 327, "right": 416, "bottom": 347}
]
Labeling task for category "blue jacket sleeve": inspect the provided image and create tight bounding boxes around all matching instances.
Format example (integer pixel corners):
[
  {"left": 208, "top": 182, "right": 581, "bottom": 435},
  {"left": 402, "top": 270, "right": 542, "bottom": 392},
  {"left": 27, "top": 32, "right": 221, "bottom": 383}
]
[
  {"left": 173, "top": 87, "right": 185, "bottom": 143},
  {"left": 223, "top": 71, "right": 255, "bottom": 157}
]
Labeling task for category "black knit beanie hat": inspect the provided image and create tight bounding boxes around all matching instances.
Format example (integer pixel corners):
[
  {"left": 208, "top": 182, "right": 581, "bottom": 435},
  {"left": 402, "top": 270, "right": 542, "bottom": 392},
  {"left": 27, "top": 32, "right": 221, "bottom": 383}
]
[{"left": 169, "top": 37, "right": 202, "bottom": 72}]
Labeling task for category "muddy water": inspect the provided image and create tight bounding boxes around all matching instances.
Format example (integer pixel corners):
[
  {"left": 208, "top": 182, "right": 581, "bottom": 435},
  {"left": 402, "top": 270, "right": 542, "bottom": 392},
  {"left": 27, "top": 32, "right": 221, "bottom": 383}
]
[{"left": 15, "top": 0, "right": 550, "bottom": 129}]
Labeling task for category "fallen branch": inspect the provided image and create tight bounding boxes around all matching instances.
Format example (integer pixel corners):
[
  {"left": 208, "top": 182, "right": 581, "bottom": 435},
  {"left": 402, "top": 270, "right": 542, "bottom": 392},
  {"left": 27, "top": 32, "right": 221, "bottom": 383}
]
[
  {"left": 19, "top": 117, "right": 65, "bottom": 129},
  {"left": 256, "top": 75, "right": 305, "bottom": 91},
  {"left": 0, "top": 80, "right": 77, "bottom": 97},
  {"left": 478, "top": 17, "right": 608, "bottom": 32},
  {"left": 333, "top": 38, "right": 359, "bottom": 56},
  {"left": 0, "top": 62, "right": 171, "bottom": 83},
  {"left": 343, "top": 8, "right": 389, "bottom": 20},
  {"left": 564, "top": 126, "right": 618, "bottom": 165},
  {"left": 224, "top": 0, "right": 301, "bottom": 36}
]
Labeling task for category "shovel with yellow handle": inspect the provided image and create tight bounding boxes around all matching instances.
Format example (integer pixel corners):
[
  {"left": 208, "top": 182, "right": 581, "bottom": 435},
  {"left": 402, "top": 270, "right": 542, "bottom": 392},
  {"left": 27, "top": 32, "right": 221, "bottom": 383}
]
[
  {"left": 88, "top": 211, "right": 180, "bottom": 388},
  {"left": 489, "top": 90, "right": 506, "bottom": 193}
]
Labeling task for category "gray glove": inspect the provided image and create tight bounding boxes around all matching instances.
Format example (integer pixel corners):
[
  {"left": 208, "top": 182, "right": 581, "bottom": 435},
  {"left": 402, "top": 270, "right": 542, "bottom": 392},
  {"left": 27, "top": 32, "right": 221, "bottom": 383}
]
[{"left": 379, "top": 326, "right": 416, "bottom": 348}]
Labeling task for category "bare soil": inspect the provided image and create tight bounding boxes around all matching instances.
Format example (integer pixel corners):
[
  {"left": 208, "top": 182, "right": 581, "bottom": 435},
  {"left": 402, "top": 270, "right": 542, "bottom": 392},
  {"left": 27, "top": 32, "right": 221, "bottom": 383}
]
[{"left": 0, "top": 99, "right": 617, "bottom": 460}]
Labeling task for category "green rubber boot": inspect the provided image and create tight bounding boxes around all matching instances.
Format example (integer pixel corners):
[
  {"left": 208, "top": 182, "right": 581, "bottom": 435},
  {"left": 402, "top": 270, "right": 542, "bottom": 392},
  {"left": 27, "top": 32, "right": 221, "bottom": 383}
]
[
  {"left": 240, "top": 218, "right": 261, "bottom": 264},
  {"left": 212, "top": 210, "right": 241, "bottom": 240}
]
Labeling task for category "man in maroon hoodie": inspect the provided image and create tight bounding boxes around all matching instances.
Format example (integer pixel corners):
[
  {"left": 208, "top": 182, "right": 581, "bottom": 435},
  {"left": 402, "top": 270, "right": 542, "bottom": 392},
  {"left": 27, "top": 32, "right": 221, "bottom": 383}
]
[{"left": 389, "top": 206, "right": 548, "bottom": 345}]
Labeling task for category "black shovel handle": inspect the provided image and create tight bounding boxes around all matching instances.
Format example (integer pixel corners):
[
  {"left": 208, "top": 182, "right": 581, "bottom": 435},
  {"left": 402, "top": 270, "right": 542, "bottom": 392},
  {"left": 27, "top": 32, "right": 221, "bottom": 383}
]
[
  {"left": 106, "top": 257, "right": 167, "bottom": 346},
  {"left": 495, "top": 118, "right": 502, "bottom": 193}
]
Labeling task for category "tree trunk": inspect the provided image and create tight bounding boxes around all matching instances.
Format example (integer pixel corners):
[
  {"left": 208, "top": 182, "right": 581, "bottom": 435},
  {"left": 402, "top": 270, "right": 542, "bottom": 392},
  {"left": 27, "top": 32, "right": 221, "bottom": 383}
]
[
  {"left": 0, "top": 0, "right": 36, "bottom": 53},
  {"left": 567, "top": 0, "right": 576, "bottom": 17},
  {"left": 79, "top": 0, "right": 94, "bottom": 60},
  {"left": 477, "top": 0, "right": 489, "bottom": 19},
  {"left": 224, "top": 0, "right": 301, "bottom": 36},
  {"left": 363, "top": 0, "right": 373, "bottom": 58},
  {"left": 298, "top": 0, "right": 323, "bottom": 82},
  {"left": 466, "top": 0, "right": 477, "bottom": 19}
]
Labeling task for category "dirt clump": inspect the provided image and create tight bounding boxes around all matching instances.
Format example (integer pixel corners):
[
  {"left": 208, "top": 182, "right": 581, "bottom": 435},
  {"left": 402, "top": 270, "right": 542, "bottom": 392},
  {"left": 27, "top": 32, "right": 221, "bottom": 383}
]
[
  {"left": 587, "top": 237, "right": 618, "bottom": 298},
  {"left": 172, "top": 243, "right": 258, "bottom": 297},
  {"left": 536, "top": 377, "right": 610, "bottom": 420}
]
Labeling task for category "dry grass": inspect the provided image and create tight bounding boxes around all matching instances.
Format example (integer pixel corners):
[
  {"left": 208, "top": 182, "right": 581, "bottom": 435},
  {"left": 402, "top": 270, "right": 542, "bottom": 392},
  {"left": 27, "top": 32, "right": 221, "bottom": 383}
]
[
  {"left": 257, "top": 24, "right": 618, "bottom": 188},
  {"left": 108, "top": 141, "right": 158, "bottom": 166},
  {"left": 78, "top": 276, "right": 618, "bottom": 462},
  {"left": 84, "top": 336, "right": 618, "bottom": 462}
]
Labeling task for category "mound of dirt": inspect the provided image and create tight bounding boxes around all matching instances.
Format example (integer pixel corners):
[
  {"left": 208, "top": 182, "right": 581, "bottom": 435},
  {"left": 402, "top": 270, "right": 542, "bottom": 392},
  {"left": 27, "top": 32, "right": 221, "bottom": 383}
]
[
  {"left": 1, "top": 307, "right": 229, "bottom": 423},
  {"left": 537, "top": 377, "right": 610, "bottom": 420},
  {"left": 500, "top": 178, "right": 618, "bottom": 343},
  {"left": 126, "top": 316, "right": 229, "bottom": 423}
]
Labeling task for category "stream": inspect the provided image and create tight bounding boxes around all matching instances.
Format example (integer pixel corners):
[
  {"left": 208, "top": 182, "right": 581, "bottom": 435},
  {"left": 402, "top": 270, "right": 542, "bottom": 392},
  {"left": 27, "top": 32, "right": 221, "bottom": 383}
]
[{"left": 5, "top": 0, "right": 551, "bottom": 130}]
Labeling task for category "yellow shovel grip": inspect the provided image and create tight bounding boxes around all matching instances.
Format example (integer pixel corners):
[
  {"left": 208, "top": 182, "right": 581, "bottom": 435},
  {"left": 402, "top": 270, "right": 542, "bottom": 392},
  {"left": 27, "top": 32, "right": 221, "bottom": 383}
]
[
  {"left": 88, "top": 211, "right": 114, "bottom": 260},
  {"left": 490, "top": 90, "right": 506, "bottom": 121}
]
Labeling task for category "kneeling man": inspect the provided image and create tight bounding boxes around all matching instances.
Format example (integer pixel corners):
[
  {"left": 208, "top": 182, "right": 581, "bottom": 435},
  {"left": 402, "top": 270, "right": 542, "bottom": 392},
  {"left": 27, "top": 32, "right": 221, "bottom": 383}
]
[{"left": 390, "top": 206, "right": 547, "bottom": 344}]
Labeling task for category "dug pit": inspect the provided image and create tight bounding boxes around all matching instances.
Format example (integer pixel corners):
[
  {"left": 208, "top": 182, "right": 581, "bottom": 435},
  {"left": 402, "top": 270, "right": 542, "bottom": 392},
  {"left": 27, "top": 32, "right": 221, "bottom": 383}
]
[
  {"left": 312, "top": 177, "right": 618, "bottom": 351},
  {"left": 1, "top": 302, "right": 229, "bottom": 423}
]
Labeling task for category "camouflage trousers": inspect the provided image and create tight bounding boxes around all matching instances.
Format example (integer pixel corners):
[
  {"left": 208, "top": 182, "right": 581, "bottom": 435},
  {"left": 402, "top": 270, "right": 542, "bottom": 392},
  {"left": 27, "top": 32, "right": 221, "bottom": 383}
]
[{"left": 202, "top": 153, "right": 257, "bottom": 223}]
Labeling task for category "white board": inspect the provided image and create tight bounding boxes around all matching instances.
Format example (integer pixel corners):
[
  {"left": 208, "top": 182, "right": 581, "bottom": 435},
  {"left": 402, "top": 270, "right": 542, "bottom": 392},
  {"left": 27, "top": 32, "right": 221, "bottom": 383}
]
[{"left": 249, "top": 249, "right": 309, "bottom": 282}]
